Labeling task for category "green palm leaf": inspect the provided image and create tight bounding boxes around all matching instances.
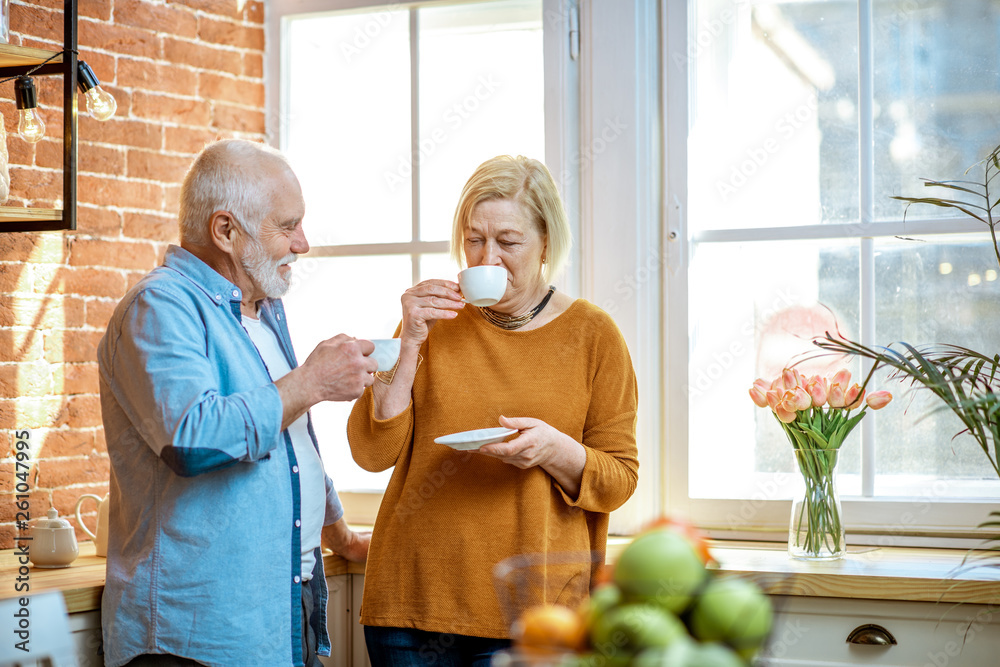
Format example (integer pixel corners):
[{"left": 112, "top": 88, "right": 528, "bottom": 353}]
[
  {"left": 817, "top": 143, "right": 1000, "bottom": 572},
  {"left": 814, "top": 335, "right": 1000, "bottom": 479}
]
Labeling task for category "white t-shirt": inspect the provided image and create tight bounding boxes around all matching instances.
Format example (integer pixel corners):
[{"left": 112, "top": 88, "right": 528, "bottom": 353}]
[{"left": 241, "top": 312, "right": 325, "bottom": 581}]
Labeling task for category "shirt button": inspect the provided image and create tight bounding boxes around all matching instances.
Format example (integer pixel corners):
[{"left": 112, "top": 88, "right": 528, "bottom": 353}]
[
  {"left": 215, "top": 294, "right": 222, "bottom": 301},
  {"left": 232, "top": 289, "right": 239, "bottom": 298},
  {"left": 292, "top": 465, "right": 299, "bottom": 474},
  {"left": 293, "top": 575, "right": 301, "bottom": 584},
  {"left": 276, "top": 313, "right": 282, "bottom": 320},
  {"left": 295, "top": 519, "right": 301, "bottom": 527}
]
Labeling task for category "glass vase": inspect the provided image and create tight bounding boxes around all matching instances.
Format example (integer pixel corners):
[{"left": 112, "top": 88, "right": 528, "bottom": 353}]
[{"left": 788, "top": 447, "right": 845, "bottom": 560}]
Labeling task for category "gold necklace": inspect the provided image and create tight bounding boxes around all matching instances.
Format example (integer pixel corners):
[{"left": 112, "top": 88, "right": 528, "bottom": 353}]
[{"left": 479, "top": 286, "right": 555, "bottom": 330}]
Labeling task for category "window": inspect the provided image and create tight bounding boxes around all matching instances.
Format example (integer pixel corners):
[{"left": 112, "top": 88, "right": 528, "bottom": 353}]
[
  {"left": 266, "top": 0, "right": 998, "bottom": 542},
  {"left": 668, "top": 0, "right": 1000, "bottom": 542},
  {"left": 267, "top": 0, "right": 572, "bottom": 498}
]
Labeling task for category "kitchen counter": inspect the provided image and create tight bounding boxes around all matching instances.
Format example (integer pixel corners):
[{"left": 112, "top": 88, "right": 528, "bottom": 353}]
[
  {"left": 0, "top": 542, "right": 366, "bottom": 614},
  {"left": 3, "top": 539, "right": 998, "bottom": 615}
]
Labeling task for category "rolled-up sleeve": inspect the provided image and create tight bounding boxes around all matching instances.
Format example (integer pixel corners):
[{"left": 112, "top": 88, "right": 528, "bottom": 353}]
[
  {"left": 323, "top": 474, "right": 345, "bottom": 524},
  {"left": 100, "top": 285, "right": 284, "bottom": 477}
]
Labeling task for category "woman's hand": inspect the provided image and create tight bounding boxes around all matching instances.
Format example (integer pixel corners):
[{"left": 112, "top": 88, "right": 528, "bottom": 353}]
[
  {"left": 400, "top": 279, "right": 464, "bottom": 349},
  {"left": 477, "top": 415, "right": 587, "bottom": 496}
]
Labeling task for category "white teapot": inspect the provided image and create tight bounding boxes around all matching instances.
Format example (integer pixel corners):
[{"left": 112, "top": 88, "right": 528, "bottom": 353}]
[
  {"left": 29, "top": 508, "right": 79, "bottom": 568},
  {"left": 74, "top": 493, "right": 109, "bottom": 558}
]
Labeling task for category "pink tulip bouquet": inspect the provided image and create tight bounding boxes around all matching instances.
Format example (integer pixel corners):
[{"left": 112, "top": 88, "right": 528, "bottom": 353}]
[
  {"left": 749, "top": 368, "right": 893, "bottom": 450},
  {"left": 749, "top": 368, "right": 893, "bottom": 559}
]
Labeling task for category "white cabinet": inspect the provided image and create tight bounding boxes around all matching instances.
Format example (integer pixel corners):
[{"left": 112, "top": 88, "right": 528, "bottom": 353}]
[
  {"left": 756, "top": 595, "right": 1000, "bottom": 667},
  {"left": 322, "top": 574, "right": 370, "bottom": 667},
  {"left": 69, "top": 610, "right": 103, "bottom": 667}
]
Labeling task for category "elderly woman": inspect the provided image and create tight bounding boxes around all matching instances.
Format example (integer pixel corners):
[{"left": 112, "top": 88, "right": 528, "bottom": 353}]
[{"left": 347, "top": 155, "right": 639, "bottom": 665}]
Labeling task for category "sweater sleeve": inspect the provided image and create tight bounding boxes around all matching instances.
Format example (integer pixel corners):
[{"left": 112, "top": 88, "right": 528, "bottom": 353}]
[
  {"left": 556, "top": 313, "right": 639, "bottom": 512},
  {"left": 346, "top": 386, "right": 415, "bottom": 472}
]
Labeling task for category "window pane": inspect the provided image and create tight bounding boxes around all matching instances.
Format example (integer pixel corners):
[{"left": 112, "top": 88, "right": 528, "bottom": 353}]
[
  {"left": 873, "top": 0, "right": 1000, "bottom": 220},
  {"left": 283, "top": 256, "right": 413, "bottom": 490},
  {"left": 687, "top": 240, "right": 861, "bottom": 499},
  {"left": 419, "top": 252, "right": 461, "bottom": 283},
  {"left": 871, "top": 235, "right": 1000, "bottom": 496},
  {"left": 285, "top": 11, "right": 412, "bottom": 245},
  {"left": 417, "top": 0, "right": 544, "bottom": 242},
  {"left": 688, "top": 1, "right": 859, "bottom": 231}
]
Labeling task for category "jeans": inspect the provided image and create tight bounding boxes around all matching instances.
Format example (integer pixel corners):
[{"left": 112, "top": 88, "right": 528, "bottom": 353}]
[
  {"left": 302, "top": 580, "right": 321, "bottom": 667},
  {"left": 364, "top": 626, "right": 511, "bottom": 667},
  {"left": 122, "top": 656, "right": 204, "bottom": 666}
]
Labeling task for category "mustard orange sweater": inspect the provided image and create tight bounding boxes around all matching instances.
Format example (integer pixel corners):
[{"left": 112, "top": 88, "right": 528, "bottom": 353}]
[{"left": 347, "top": 299, "right": 639, "bottom": 638}]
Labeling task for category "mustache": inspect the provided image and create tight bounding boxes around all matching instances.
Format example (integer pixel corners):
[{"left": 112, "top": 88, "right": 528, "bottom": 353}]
[{"left": 278, "top": 254, "right": 297, "bottom": 267}]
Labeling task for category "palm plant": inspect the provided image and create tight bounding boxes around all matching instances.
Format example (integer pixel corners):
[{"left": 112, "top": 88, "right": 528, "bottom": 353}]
[{"left": 815, "top": 142, "right": 1000, "bottom": 570}]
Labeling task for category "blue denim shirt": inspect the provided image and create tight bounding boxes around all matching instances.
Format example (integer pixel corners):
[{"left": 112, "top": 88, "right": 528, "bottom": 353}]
[{"left": 98, "top": 245, "right": 343, "bottom": 667}]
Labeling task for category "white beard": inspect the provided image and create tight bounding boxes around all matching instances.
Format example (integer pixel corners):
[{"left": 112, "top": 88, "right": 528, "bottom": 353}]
[{"left": 241, "top": 236, "right": 296, "bottom": 299}]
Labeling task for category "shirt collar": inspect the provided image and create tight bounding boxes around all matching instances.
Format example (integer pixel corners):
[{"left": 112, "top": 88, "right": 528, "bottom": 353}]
[{"left": 163, "top": 244, "right": 248, "bottom": 316}]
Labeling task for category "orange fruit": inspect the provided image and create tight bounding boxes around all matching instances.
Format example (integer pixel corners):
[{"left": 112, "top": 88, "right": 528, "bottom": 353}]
[
  {"left": 512, "top": 603, "right": 588, "bottom": 653},
  {"left": 645, "top": 515, "right": 715, "bottom": 565}
]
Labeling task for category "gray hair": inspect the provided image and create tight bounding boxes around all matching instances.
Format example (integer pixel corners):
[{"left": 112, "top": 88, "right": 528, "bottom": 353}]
[{"left": 178, "top": 139, "right": 292, "bottom": 246}]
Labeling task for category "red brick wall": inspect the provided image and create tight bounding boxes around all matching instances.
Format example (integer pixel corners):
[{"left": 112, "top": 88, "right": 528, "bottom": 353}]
[{"left": 0, "top": 0, "right": 266, "bottom": 549}]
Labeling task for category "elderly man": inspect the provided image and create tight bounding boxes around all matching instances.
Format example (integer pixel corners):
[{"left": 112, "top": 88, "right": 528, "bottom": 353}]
[{"left": 98, "top": 139, "right": 378, "bottom": 667}]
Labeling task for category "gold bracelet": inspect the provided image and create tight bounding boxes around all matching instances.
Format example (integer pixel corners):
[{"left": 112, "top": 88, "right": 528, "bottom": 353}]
[{"left": 375, "top": 353, "right": 422, "bottom": 385}]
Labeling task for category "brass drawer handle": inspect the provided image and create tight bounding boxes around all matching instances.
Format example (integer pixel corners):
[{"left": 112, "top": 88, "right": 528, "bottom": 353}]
[{"left": 847, "top": 624, "right": 898, "bottom": 646}]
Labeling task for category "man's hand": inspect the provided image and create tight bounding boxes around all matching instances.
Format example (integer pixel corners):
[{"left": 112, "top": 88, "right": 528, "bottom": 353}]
[
  {"left": 276, "top": 335, "right": 378, "bottom": 428},
  {"left": 322, "top": 518, "right": 371, "bottom": 564},
  {"left": 300, "top": 335, "right": 378, "bottom": 403}
]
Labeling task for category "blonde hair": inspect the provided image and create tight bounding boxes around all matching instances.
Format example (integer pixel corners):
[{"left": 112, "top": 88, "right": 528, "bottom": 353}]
[
  {"left": 179, "top": 139, "right": 293, "bottom": 246},
  {"left": 450, "top": 155, "right": 571, "bottom": 283}
]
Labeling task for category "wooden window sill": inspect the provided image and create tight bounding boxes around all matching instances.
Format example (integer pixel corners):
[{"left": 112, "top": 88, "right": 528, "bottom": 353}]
[{"left": 3, "top": 538, "right": 998, "bottom": 615}]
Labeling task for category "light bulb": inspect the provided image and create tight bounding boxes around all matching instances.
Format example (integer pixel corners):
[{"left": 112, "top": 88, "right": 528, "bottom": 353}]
[
  {"left": 84, "top": 85, "right": 117, "bottom": 121},
  {"left": 14, "top": 76, "right": 45, "bottom": 143},
  {"left": 77, "top": 60, "right": 117, "bottom": 121},
  {"left": 18, "top": 108, "right": 46, "bottom": 143}
]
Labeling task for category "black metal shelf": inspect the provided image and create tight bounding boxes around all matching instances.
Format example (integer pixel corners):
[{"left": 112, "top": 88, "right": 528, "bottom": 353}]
[{"left": 0, "top": 0, "right": 77, "bottom": 233}]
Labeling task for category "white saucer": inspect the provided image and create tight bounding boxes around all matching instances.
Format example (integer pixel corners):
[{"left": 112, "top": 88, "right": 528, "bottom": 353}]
[{"left": 434, "top": 427, "right": 518, "bottom": 451}]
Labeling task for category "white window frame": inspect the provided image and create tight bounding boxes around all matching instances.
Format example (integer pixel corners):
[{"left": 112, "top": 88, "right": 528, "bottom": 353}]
[
  {"left": 264, "top": 0, "right": 672, "bottom": 526},
  {"left": 661, "top": 0, "right": 999, "bottom": 545},
  {"left": 266, "top": 0, "right": 999, "bottom": 544},
  {"left": 265, "top": 0, "right": 574, "bottom": 282}
]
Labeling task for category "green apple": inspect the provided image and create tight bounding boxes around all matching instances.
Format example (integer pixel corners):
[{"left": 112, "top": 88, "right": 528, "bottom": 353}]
[
  {"left": 564, "top": 653, "right": 632, "bottom": 667},
  {"left": 613, "top": 528, "right": 708, "bottom": 614},
  {"left": 689, "top": 576, "right": 773, "bottom": 653},
  {"left": 581, "top": 583, "right": 623, "bottom": 631},
  {"left": 590, "top": 603, "right": 688, "bottom": 657},
  {"left": 634, "top": 641, "right": 745, "bottom": 667}
]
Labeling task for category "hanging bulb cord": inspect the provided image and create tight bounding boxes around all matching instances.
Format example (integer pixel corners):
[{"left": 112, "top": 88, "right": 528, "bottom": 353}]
[{"left": 0, "top": 49, "right": 76, "bottom": 86}]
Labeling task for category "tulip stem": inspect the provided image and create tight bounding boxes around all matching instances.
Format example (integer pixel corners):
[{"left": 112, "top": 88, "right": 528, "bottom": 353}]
[{"left": 790, "top": 447, "right": 844, "bottom": 558}]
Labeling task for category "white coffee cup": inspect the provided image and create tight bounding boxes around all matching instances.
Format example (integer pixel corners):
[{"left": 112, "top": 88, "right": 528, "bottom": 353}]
[
  {"left": 368, "top": 338, "right": 401, "bottom": 371},
  {"left": 458, "top": 265, "right": 507, "bottom": 307}
]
